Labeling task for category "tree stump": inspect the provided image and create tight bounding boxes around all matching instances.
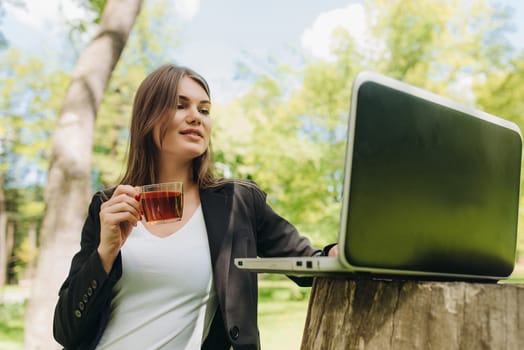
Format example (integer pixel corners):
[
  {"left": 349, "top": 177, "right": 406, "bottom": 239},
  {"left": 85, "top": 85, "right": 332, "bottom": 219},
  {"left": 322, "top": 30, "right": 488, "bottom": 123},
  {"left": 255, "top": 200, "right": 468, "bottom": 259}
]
[{"left": 301, "top": 277, "right": 524, "bottom": 350}]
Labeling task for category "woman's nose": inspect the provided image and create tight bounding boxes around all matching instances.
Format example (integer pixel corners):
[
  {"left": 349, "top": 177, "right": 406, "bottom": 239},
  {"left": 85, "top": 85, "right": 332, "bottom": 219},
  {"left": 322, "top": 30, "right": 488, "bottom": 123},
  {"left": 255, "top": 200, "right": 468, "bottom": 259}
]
[{"left": 186, "top": 106, "right": 202, "bottom": 125}]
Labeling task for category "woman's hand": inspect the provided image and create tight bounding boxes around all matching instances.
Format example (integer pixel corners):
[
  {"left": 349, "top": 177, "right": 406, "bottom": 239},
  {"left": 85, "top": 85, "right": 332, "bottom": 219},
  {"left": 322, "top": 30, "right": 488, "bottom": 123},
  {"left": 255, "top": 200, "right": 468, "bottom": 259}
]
[
  {"left": 97, "top": 185, "right": 141, "bottom": 273},
  {"left": 327, "top": 245, "right": 339, "bottom": 257}
]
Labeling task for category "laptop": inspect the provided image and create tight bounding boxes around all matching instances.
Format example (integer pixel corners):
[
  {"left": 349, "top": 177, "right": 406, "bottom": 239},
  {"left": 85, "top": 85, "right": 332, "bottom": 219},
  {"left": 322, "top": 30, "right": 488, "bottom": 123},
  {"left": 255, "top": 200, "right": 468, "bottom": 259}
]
[{"left": 235, "top": 71, "right": 523, "bottom": 282}]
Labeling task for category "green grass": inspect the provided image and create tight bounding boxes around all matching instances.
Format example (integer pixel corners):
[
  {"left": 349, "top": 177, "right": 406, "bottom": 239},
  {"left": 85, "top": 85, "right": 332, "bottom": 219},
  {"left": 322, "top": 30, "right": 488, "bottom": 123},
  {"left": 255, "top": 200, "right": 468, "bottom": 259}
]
[
  {"left": 0, "top": 302, "right": 25, "bottom": 350},
  {"left": 0, "top": 285, "right": 28, "bottom": 350},
  {"left": 258, "top": 277, "right": 311, "bottom": 349}
]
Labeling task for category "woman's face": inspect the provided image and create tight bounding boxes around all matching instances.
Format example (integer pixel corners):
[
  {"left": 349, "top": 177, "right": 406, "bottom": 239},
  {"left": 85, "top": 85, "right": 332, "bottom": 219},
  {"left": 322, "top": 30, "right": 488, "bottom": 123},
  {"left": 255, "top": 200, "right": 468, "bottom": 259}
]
[{"left": 153, "top": 76, "right": 212, "bottom": 163}]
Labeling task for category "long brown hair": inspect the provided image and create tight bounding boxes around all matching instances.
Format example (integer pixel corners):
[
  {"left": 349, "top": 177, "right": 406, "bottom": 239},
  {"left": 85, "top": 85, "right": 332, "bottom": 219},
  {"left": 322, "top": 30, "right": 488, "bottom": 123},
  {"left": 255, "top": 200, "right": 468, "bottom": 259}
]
[{"left": 119, "top": 64, "right": 217, "bottom": 188}]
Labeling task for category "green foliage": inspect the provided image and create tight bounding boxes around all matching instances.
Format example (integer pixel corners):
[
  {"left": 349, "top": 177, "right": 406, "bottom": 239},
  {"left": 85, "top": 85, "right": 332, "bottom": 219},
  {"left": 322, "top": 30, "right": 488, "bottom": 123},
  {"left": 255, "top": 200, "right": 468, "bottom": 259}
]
[
  {"left": 1, "top": 49, "right": 69, "bottom": 184},
  {"left": 474, "top": 55, "right": 524, "bottom": 125},
  {"left": 213, "top": 0, "right": 524, "bottom": 252},
  {"left": 473, "top": 55, "right": 524, "bottom": 256},
  {"left": 213, "top": 70, "right": 345, "bottom": 245},
  {"left": 0, "top": 47, "right": 69, "bottom": 282},
  {"left": 71, "top": 0, "right": 108, "bottom": 25}
]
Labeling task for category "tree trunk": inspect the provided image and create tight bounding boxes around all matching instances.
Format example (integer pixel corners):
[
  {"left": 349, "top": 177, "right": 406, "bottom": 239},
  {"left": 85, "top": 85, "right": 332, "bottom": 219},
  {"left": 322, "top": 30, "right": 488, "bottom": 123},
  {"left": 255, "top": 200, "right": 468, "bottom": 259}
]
[
  {"left": 24, "top": 0, "right": 143, "bottom": 348},
  {"left": 22, "top": 221, "right": 37, "bottom": 282},
  {"left": 6, "top": 221, "right": 15, "bottom": 284},
  {"left": 301, "top": 277, "right": 524, "bottom": 350},
  {"left": 0, "top": 174, "right": 7, "bottom": 288}
]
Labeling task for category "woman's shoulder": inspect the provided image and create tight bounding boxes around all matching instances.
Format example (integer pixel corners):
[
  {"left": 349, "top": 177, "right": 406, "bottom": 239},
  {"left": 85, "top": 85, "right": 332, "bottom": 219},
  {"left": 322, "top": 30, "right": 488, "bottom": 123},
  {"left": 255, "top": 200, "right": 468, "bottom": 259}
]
[
  {"left": 88, "top": 187, "right": 116, "bottom": 208},
  {"left": 203, "top": 178, "right": 266, "bottom": 197}
]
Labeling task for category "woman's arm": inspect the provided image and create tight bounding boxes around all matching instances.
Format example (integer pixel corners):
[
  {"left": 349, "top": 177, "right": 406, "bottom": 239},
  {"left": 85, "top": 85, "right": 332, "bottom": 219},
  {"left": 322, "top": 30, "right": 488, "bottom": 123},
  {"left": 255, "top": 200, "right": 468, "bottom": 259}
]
[
  {"left": 248, "top": 184, "right": 339, "bottom": 285},
  {"left": 249, "top": 184, "right": 321, "bottom": 258}
]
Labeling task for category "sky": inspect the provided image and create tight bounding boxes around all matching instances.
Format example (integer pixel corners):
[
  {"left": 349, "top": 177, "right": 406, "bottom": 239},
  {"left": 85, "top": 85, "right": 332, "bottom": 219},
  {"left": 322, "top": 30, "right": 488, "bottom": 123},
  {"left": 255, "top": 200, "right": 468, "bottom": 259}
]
[{"left": 3, "top": 0, "right": 524, "bottom": 103}]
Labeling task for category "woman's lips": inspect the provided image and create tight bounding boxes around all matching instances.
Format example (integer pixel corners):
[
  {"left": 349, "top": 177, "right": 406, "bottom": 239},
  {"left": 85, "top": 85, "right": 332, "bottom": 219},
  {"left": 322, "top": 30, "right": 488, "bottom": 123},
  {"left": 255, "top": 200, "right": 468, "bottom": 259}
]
[{"left": 180, "top": 128, "right": 203, "bottom": 138}]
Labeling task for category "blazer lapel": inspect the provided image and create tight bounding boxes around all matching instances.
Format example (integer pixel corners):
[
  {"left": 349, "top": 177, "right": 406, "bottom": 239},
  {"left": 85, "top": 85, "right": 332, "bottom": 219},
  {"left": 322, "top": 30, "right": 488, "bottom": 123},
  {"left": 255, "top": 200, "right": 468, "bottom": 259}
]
[
  {"left": 200, "top": 185, "right": 234, "bottom": 315},
  {"left": 200, "top": 185, "right": 232, "bottom": 269}
]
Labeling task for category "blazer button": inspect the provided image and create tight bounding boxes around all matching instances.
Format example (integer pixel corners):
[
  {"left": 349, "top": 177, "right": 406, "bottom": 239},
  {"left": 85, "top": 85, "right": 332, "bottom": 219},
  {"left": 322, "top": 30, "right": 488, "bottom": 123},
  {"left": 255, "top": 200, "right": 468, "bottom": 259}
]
[
  {"left": 91, "top": 279, "right": 98, "bottom": 289},
  {"left": 229, "top": 326, "right": 240, "bottom": 340},
  {"left": 74, "top": 310, "right": 82, "bottom": 318}
]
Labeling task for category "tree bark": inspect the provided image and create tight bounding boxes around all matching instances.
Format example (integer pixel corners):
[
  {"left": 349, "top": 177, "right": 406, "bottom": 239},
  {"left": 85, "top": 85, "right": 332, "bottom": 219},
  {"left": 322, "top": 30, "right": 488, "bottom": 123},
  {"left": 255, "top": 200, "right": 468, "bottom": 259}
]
[
  {"left": 22, "top": 221, "right": 37, "bottom": 282},
  {"left": 301, "top": 277, "right": 524, "bottom": 350},
  {"left": 23, "top": 0, "right": 143, "bottom": 348},
  {"left": 6, "top": 221, "right": 15, "bottom": 284},
  {"left": 0, "top": 174, "right": 7, "bottom": 288}
]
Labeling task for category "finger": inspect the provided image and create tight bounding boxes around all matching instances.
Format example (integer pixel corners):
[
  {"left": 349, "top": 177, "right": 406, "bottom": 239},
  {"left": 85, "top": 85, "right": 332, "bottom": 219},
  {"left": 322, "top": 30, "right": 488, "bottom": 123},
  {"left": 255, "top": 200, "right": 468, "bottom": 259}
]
[
  {"left": 134, "top": 186, "right": 142, "bottom": 201},
  {"left": 101, "top": 200, "right": 141, "bottom": 221},
  {"left": 110, "top": 185, "right": 141, "bottom": 205},
  {"left": 103, "top": 190, "right": 141, "bottom": 210},
  {"left": 101, "top": 211, "right": 140, "bottom": 229},
  {"left": 328, "top": 245, "right": 339, "bottom": 257},
  {"left": 112, "top": 184, "right": 136, "bottom": 197}
]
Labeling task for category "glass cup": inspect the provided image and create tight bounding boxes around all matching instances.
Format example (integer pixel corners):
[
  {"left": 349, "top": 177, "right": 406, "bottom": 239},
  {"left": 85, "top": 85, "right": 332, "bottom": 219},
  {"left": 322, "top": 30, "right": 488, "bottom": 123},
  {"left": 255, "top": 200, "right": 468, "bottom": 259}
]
[{"left": 140, "top": 182, "right": 184, "bottom": 224}]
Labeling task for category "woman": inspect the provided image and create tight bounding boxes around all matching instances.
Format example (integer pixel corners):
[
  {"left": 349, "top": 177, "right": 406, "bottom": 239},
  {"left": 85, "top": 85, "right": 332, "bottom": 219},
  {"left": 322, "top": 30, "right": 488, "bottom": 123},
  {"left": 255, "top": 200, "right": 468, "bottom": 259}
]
[{"left": 53, "top": 64, "right": 336, "bottom": 349}]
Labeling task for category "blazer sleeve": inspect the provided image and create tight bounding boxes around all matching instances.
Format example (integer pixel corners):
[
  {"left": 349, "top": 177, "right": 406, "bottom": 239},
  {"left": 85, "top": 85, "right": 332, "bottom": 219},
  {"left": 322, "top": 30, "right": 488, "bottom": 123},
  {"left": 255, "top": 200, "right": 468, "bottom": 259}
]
[
  {"left": 53, "top": 192, "right": 122, "bottom": 349},
  {"left": 249, "top": 184, "right": 322, "bottom": 259},
  {"left": 245, "top": 184, "right": 323, "bottom": 286}
]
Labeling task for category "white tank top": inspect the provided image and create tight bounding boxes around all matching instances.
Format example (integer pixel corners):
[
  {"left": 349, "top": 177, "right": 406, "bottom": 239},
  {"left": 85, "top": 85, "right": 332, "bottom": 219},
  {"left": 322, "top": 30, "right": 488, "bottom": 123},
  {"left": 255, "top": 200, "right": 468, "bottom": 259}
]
[{"left": 96, "top": 205, "right": 217, "bottom": 350}]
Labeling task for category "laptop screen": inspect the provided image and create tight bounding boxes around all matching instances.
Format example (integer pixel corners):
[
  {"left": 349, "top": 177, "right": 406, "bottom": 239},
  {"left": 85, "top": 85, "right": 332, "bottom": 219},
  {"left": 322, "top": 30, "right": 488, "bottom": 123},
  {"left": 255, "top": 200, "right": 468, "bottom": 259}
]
[{"left": 343, "top": 80, "right": 522, "bottom": 277}]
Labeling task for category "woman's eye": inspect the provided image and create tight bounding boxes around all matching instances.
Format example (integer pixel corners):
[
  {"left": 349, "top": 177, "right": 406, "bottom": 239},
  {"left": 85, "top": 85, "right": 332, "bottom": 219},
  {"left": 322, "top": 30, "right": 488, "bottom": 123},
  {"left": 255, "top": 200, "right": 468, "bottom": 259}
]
[
  {"left": 199, "top": 108, "right": 210, "bottom": 115},
  {"left": 177, "top": 104, "right": 185, "bottom": 110}
]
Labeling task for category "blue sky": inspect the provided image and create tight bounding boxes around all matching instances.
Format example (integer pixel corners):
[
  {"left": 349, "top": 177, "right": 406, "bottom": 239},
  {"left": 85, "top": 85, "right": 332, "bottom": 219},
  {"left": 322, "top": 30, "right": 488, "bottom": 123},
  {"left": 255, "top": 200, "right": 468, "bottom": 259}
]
[{"left": 3, "top": 0, "right": 524, "bottom": 103}]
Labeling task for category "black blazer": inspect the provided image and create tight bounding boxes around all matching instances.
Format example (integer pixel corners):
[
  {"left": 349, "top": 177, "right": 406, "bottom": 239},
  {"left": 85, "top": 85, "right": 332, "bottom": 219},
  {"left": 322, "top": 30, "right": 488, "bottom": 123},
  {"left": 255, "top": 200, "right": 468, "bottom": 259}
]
[{"left": 53, "top": 181, "right": 321, "bottom": 349}]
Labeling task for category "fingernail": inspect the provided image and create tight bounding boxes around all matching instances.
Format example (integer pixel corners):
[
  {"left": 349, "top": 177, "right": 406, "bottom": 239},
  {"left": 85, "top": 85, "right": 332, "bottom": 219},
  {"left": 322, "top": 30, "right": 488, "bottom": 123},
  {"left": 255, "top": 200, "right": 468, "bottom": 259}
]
[{"left": 134, "top": 194, "right": 140, "bottom": 201}]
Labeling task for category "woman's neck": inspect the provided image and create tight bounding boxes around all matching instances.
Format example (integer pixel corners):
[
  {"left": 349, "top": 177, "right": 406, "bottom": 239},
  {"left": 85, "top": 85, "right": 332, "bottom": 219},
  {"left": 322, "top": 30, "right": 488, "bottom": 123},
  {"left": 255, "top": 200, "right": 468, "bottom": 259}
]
[{"left": 157, "top": 159, "right": 194, "bottom": 185}]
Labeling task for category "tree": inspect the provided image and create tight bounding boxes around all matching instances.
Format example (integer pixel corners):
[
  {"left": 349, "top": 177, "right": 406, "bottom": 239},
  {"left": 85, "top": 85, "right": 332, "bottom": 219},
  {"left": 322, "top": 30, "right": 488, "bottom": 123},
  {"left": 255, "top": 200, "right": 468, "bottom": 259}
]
[
  {"left": 0, "top": 0, "right": 24, "bottom": 50},
  {"left": 212, "top": 0, "right": 516, "bottom": 249},
  {"left": 368, "top": 0, "right": 513, "bottom": 100},
  {"left": 0, "top": 49, "right": 65, "bottom": 287},
  {"left": 23, "top": 0, "right": 144, "bottom": 348},
  {"left": 302, "top": 278, "right": 524, "bottom": 349},
  {"left": 0, "top": 173, "right": 6, "bottom": 287},
  {"left": 91, "top": 0, "right": 179, "bottom": 188},
  {"left": 213, "top": 64, "right": 351, "bottom": 246},
  {"left": 474, "top": 54, "right": 524, "bottom": 254}
]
